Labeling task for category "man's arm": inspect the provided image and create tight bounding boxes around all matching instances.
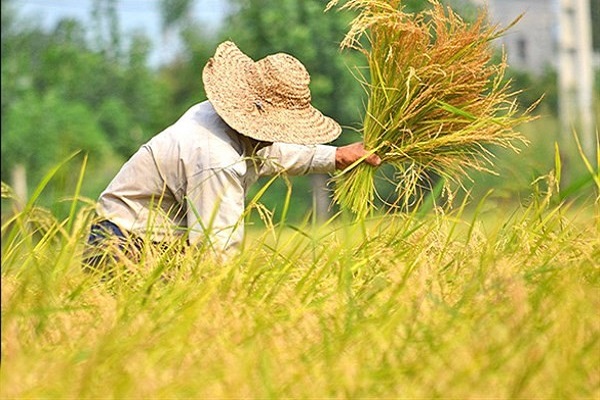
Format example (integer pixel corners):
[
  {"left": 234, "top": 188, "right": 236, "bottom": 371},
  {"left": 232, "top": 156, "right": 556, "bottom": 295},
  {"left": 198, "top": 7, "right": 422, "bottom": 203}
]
[{"left": 255, "top": 142, "right": 380, "bottom": 177}]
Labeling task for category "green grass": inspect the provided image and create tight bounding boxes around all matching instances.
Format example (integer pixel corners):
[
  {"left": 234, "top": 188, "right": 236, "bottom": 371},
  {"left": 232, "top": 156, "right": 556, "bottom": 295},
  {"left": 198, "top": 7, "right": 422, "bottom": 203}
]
[{"left": 1, "top": 156, "right": 599, "bottom": 399}]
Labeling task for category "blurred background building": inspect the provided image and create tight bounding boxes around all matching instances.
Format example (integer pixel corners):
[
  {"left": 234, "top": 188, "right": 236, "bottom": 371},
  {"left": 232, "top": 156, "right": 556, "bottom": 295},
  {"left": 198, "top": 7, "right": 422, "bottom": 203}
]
[
  {"left": 477, "top": 0, "right": 558, "bottom": 75},
  {"left": 474, "top": 0, "right": 597, "bottom": 160}
]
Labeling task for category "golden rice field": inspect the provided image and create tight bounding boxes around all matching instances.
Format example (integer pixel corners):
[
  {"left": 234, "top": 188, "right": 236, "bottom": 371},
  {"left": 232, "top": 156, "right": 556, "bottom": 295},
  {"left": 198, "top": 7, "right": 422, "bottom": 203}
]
[
  {"left": 2, "top": 1, "right": 598, "bottom": 398},
  {"left": 1, "top": 162, "right": 598, "bottom": 399}
]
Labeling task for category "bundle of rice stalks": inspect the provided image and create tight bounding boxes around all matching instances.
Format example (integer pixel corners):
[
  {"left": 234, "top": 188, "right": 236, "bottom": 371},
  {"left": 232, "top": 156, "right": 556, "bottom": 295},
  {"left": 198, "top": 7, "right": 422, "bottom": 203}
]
[{"left": 327, "top": 0, "right": 538, "bottom": 217}]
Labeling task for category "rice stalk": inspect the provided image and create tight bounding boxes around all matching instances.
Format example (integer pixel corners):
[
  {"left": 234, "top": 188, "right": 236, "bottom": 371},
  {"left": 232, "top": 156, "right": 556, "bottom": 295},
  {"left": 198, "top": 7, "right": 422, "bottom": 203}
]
[{"left": 327, "top": 0, "right": 538, "bottom": 217}]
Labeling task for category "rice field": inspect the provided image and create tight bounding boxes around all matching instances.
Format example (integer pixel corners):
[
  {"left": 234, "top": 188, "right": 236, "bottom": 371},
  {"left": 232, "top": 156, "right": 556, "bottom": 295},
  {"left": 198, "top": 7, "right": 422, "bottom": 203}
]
[{"left": 1, "top": 158, "right": 598, "bottom": 399}]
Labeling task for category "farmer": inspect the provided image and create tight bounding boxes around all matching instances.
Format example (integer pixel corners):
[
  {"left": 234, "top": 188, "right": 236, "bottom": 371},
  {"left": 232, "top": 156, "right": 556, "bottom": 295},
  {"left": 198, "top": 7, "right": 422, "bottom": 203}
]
[{"left": 84, "top": 40, "right": 380, "bottom": 266}]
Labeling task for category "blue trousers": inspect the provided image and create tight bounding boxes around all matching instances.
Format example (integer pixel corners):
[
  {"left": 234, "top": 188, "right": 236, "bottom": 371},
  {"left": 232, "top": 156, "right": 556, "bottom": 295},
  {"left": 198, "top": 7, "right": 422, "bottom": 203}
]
[{"left": 83, "top": 220, "right": 142, "bottom": 269}]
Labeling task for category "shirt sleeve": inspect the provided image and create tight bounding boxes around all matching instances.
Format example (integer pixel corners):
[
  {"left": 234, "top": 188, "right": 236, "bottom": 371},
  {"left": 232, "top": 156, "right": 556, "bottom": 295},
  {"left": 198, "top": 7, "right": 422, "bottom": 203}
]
[
  {"left": 185, "top": 165, "right": 245, "bottom": 254},
  {"left": 255, "top": 143, "right": 336, "bottom": 177}
]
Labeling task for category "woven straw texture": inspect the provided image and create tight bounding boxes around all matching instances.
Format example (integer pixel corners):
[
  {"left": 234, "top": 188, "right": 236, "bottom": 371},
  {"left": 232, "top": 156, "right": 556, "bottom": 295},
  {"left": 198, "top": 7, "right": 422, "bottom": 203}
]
[{"left": 202, "top": 41, "right": 341, "bottom": 145}]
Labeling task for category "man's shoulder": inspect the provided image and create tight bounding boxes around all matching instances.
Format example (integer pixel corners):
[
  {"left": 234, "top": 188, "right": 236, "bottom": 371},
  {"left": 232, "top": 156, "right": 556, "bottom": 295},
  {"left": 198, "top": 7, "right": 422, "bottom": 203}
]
[
  {"left": 179, "top": 100, "right": 216, "bottom": 121},
  {"left": 178, "top": 100, "right": 237, "bottom": 135},
  {"left": 152, "top": 101, "right": 245, "bottom": 160}
]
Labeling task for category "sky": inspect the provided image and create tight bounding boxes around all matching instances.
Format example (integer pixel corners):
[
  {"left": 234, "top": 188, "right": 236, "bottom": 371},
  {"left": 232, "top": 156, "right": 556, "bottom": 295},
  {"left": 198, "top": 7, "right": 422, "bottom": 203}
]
[{"left": 12, "top": 0, "right": 229, "bottom": 65}]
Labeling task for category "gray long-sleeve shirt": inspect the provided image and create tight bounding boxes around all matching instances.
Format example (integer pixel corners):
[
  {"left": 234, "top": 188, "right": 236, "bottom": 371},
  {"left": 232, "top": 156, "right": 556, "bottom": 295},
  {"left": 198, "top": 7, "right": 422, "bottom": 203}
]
[{"left": 96, "top": 101, "right": 336, "bottom": 252}]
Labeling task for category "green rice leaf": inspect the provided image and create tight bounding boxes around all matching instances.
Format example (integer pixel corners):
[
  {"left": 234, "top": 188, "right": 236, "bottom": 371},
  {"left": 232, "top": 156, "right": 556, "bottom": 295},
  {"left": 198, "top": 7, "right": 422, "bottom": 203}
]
[{"left": 436, "top": 100, "right": 477, "bottom": 121}]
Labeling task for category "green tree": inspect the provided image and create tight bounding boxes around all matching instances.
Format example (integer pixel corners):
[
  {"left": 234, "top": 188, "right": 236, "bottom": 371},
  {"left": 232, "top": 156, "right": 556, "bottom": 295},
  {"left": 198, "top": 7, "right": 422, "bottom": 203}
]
[
  {"left": 156, "top": 0, "right": 218, "bottom": 119},
  {"left": 1, "top": 91, "right": 113, "bottom": 211},
  {"left": 91, "top": 0, "right": 121, "bottom": 61},
  {"left": 1, "top": 0, "right": 169, "bottom": 209},
  {"left": 156, "top": 27, "right": 218, "bottom": 118},
  {"left": 159, "top": 0, "right": 194, "bottom": 30}
]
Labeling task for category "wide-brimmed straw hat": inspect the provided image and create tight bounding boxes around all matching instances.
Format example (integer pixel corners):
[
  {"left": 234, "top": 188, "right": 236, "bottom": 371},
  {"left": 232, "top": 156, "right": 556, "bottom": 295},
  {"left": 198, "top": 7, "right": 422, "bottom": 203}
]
[{"left": 202, "top": 41, "right": 342, "bottom": 145}]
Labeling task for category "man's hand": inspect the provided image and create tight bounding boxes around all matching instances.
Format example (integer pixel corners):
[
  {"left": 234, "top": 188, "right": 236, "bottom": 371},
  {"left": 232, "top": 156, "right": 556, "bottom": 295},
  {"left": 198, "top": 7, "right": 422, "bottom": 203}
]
[{"left": 335, "top": 142, "right": 382, "bottom": 170}]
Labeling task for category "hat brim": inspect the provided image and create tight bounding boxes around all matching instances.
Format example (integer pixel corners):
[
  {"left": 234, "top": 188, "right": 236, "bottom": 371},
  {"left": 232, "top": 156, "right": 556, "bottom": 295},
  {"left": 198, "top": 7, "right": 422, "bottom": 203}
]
[{"left": 202, "top": 41, "right": 341, "bottom": 145}]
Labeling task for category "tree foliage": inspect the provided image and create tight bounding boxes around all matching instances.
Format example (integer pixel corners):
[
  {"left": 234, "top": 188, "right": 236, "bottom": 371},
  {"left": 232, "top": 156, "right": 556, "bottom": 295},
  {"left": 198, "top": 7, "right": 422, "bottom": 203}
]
[{"left": 1, "top": 0, "right": 168, "bottom": 199}]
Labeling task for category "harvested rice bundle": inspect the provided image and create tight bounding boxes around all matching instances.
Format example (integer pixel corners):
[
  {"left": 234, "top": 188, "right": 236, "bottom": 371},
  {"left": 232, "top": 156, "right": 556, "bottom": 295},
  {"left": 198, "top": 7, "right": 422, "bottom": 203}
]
[{"left": 327, "top": 0, "right": 538, "bottom": 217}]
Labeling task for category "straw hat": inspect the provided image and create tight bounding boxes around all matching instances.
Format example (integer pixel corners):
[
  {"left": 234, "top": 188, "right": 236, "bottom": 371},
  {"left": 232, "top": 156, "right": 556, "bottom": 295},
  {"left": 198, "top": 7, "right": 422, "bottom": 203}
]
[{"left": 202, "top": 41, "right": 342, "bottom": 145}]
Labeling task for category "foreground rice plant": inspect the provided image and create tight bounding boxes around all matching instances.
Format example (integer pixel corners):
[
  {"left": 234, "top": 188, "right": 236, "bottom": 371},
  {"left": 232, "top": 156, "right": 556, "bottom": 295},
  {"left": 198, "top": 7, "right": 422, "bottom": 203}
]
[
  {"left": 327, "top": 0, "right": 537, "bottom": 217},
  {"left": 1, "top": 160, "right": 598, "bottom": 399}
]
